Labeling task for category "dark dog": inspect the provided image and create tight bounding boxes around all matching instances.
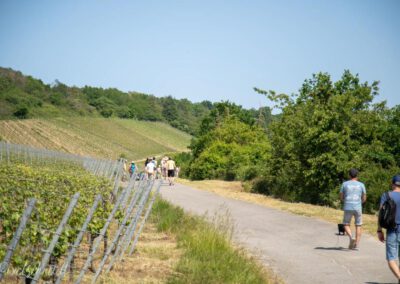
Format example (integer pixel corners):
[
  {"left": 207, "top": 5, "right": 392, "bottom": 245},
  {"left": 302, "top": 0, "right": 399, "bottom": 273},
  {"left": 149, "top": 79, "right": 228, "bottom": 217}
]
[{"left": 338, "top": 223, "right": 345, "bottom": 235}]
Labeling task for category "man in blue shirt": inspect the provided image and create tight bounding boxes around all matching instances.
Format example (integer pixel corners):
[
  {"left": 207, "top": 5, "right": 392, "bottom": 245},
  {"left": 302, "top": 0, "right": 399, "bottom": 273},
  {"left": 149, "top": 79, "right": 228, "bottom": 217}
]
[
  {"left": 339, "top": 168, "right": 367, "bottom": 249},
  {"left": 378, "top": 175, "right": 400, "bottom": 282}
]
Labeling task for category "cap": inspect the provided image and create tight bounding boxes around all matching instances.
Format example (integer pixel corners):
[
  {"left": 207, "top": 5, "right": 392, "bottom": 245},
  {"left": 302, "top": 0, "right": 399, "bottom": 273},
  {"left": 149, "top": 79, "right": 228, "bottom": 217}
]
[
  {"left": 392, "top": 175, "right": 400, "bottom": 186},
  {"left": 131, "top": 161, "right": 135, "bottom": 164}
]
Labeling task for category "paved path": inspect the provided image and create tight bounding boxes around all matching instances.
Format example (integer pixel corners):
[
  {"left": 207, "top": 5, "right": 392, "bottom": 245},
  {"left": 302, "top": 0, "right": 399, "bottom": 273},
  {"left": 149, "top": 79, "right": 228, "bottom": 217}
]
[{"left": 159, "top": 183, "right": 395, "bottom": 284}]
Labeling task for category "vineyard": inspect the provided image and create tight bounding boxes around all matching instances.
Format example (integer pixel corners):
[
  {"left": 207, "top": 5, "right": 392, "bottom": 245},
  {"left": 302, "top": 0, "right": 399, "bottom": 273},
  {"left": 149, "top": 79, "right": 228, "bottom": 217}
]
[
  {"left": 0, "top": 118, "right": 192, "bottom": 160},
  {"left": 0, "top": 142, "right": 162, "bottom": 283}
]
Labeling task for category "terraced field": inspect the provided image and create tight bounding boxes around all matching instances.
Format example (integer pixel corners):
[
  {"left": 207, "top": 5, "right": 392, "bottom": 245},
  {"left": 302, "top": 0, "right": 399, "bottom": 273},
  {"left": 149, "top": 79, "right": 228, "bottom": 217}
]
[{"left": 0, "top": 117, "right": 191, "bottom": 160}]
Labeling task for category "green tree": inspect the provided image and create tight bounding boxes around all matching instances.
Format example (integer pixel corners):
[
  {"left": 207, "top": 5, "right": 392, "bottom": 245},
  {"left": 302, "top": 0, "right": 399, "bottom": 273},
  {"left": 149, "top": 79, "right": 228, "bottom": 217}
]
[
  {"left": 162, "top": 96, "right": 179, "bottom": 122},
  {"left": 189, "top": 115, "right": 271, "bottom": 181},
  {"left": 255, "top": 71, "right": 399, "bottom": 211}
]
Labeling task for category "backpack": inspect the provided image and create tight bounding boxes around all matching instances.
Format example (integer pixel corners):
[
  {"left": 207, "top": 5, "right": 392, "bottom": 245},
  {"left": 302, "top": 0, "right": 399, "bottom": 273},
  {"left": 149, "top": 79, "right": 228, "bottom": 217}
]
[{"left": 379, "top": 192, "right": 397, "bottom": 230}]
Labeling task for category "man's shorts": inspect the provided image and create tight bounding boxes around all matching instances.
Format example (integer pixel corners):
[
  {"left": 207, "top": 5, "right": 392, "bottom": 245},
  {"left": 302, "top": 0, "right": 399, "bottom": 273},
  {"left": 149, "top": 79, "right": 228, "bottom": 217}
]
[
  {"left": 386, "top": 230, "right": 400, "bottom": 261},
  {"left": 342, "top": 210, "right": 362, "bottom": 226},
  {"left": 168, "top": 170, "right": 175, "bottom": 177}
]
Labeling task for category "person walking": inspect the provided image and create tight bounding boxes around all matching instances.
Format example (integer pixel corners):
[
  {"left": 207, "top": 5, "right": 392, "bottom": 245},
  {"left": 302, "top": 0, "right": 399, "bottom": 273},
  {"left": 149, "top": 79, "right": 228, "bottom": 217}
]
[
  {"left": 339, "top": 168, "right": 367, "bottom": 249},
  {"left": 166, "top": 157, "right": 176, "bottom": 186},
  {"left": 129, "top": 161, "right": 136, "bottom": 177},
  {"left": 377, "top": 175, "right": 400, "bottom": 282},
  {"left": 161, "top": 156, "right": 168, "bottom": 180},
  {"left": 146, "top": 160, "right": 156, "bottom": 180}
]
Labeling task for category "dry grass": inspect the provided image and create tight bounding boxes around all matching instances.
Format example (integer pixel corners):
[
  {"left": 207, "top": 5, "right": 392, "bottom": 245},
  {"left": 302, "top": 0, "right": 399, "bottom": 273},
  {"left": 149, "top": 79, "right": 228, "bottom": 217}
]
[
  {"left": 177, "top": 178, "right": 378, "bottom": 236},
  {"left": 95, "top": 224, "right": 181, "bottom": 284}
]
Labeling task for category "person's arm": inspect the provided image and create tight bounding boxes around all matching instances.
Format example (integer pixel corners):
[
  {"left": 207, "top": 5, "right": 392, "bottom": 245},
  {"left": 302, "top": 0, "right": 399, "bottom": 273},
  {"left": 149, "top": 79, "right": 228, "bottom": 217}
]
[
  {"left": 339, "top": 184, "right": 344, "bottom": 201},
  {"left": 362, "top": 185, "right": 367, "bottom": 203},
  {"left": 377, "top": 194, "right": 385, "bottom": 242},
  {"left": 377, "top": 207, "right": 385, "bottom": 242}
]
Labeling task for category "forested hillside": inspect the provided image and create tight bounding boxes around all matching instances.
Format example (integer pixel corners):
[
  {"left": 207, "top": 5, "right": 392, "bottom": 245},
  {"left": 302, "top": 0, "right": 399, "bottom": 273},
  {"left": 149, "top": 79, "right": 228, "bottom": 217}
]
[{"left": 0, "top": 67, "right": 271, "bottom": 135}]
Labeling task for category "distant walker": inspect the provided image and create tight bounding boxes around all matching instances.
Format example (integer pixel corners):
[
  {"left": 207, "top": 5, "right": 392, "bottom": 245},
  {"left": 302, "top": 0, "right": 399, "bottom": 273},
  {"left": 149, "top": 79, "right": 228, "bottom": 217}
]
[{"left": 339, "top": 168, "right": 367, "bottom": 250}]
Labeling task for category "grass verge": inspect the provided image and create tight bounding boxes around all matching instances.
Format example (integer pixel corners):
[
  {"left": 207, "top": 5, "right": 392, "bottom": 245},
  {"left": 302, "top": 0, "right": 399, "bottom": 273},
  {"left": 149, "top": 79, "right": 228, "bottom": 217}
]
[
  {"left": 150, "top": 198, "right": 281, "bottom": 284},
  {"left": 99, "top": 223, "right": 181, "bottom": 284},
  {"left": 176, "top": 179, "right": 378, "bottom": 237}
]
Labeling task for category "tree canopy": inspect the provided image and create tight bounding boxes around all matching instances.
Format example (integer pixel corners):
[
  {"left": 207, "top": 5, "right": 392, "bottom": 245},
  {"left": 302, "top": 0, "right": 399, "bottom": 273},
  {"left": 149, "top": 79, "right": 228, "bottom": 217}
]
[{"left": 254, "top": 71, "right": 400, "bottom": 212}]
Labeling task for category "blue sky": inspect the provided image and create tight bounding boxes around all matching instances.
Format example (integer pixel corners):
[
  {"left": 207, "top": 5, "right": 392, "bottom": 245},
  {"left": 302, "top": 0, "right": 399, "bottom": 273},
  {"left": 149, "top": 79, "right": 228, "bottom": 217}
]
[{"left": 0, "top": 0, "right": 399, "bottom": 110}]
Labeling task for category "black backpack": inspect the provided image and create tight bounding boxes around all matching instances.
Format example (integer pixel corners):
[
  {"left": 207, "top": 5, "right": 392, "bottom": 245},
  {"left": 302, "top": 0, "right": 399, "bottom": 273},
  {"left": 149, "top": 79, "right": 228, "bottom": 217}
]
[{"left": 379, "top": 192, "right": 397, "bottom": 230}]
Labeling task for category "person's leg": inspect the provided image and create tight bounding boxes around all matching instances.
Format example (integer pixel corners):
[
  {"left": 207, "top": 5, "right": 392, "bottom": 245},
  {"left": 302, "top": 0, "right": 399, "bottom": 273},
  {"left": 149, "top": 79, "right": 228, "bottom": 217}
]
[
  {"left": 355, "top": 225, "right": 362, "bottom": 247},
  {"left": 343, "top": 225, "right": 352, "bottom": 239},
  {"left": 342, "top": 211, "right": 353, "bottom": 239},
  {"left": 170, "top": 170, "right": 175, "bottom": 185},
  {"left": 167, "top": 170, "right": 172, "bottom": 185},
  {"left": 388, "top": 260, "right": 400, "bottom": 279},
  {"left": 343, "top": 211, "right": 356, "bottom": 248},
  {"left": 386, "top": 231, "right": 400, "bottom": 279},
  {"left": 354, "top": 211, "right": 362, "bottom": 247}
]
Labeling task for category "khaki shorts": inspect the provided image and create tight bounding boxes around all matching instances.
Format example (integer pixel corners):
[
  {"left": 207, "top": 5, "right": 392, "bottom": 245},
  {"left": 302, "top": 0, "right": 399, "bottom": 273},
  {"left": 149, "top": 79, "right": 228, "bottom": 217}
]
[{"left": 343, "top": 210, "right": 362, "bottom": 226}]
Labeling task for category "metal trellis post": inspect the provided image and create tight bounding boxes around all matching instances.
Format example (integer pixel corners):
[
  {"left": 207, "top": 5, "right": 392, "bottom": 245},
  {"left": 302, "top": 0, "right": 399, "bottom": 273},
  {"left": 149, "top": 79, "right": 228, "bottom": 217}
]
[
  {"left": 0, "top": 198, "right": 36, "bottom": 281},
  {"left": 55, "top": 194, "right": 102, "bottom": 284},
  {"left": 74, "top": 188, "right": 128, "bottom": 284},
  {"left": 32, "top": 193, "right": 80, "bottom": 284}
]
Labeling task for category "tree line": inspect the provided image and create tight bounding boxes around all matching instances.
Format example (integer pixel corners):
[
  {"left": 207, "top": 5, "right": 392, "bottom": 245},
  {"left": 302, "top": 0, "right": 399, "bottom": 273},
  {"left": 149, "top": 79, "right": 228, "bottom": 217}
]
[
  {"left": 176, "top": 71, "right": 400, "bottom": 213},
  {"left": 0, "top": 67, "right": 271, "bottom": 135}
]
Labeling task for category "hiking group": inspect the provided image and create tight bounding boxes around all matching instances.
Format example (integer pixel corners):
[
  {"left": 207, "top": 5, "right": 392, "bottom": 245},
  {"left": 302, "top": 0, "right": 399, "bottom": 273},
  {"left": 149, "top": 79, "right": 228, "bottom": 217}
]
[
  {"left": 340, "top": 168, "right": 400, "bottom": 281},
  {"left": 125, "top": 156, "right": 178, "bottom": 186}
]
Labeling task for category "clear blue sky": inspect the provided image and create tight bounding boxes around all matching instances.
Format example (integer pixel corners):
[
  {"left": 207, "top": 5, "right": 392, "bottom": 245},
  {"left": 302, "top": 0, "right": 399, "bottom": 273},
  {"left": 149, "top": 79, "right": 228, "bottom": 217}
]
[{"left": 0, "top": 0, "right": 399, "bottom": 110}]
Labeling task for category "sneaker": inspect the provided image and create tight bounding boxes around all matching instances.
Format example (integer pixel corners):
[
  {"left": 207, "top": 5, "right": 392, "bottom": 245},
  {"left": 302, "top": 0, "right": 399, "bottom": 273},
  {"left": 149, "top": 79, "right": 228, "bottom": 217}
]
[{"left": 348, "top": 238, "right": 356, "bottom": 249}]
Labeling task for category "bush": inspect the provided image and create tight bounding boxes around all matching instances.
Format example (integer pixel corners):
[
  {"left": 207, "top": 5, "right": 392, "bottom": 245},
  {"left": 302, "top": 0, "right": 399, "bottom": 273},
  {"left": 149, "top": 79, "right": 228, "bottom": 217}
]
[
  {"left": 360, "top": 165, "right": 400, "bottom": 213},
  {"left": 13, "top": 106, "right": 29, "bottom": 119},
  {"left": 251, "top": 177, "right": 271, "bottom": 195},
  {"left": 172, "top": 152, "right": 192, "bottom": 178}
]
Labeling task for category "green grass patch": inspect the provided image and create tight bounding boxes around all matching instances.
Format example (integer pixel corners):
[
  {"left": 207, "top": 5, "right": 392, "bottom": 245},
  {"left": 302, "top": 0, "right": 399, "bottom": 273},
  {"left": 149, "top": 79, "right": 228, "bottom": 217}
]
[{"left": 150, "top": 198, "right": 273, "bottom": 284}]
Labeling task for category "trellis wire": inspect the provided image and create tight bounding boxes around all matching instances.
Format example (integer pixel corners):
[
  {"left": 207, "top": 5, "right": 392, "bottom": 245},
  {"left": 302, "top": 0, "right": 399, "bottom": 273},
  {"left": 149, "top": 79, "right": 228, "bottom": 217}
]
[
  {"left": 107, "top": 180, "right": 162, "bottom": 273},
  {"left": 116, "top": 180, "right": 156, "bottom": 263},
  {"left": 106, "top": 177, "right": 147, "bottom": 266},
  {"left": 127, "top": 180, "right": 163, "bottom": 256},
  {"left": 92, "top": 180, "right": 155, "bottom": 283},
  {"left": 0, "top": 141, "right": 121, "bottom": 179},
  {"left": 74, "top": 187, "right": 128, "bottom": 284},
  {"left": 31, "top": 193, "right": 81, "bottom": 284},
  {"left": 55, "top": 194, "right": 102, "bottom": 284},
  {"left": 0, "top": 142, "right": 163, "bottom": 283},
  {"left": 0, "top": 198, "right": 36, "bottom": 281}
]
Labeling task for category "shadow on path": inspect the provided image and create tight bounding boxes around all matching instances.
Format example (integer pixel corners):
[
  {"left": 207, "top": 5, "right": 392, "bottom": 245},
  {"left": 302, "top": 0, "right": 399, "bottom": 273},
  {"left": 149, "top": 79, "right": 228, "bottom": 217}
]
[
  {"left": 314, "top": 246, "right": 348, "bottom": 251},
  {"left": 365, "top": 282, "right": 397, "bottom": 284}
]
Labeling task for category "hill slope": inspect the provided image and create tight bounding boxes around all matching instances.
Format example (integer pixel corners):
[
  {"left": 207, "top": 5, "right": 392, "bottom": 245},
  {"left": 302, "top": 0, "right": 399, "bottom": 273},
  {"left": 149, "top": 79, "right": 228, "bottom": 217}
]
[
  {"left": 0, "top": 117, "right": 191, "bottom": 160},
  {"left": 0, "top": 67, "right": 213, "bottom": 135}
]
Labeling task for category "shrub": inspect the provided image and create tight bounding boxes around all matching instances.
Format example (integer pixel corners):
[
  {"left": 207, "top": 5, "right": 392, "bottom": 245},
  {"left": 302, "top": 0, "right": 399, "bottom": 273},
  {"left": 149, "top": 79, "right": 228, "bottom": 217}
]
[
  {"left": 13, "top": 106, "right": 29, "bottom": 119},
  {"left": 251, "top": 177, "right": 271, "bottom": 195}
]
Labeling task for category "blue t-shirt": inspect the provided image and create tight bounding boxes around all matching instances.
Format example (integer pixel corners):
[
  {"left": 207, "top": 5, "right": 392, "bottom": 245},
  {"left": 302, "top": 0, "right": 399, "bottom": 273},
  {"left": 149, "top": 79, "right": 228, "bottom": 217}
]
[
  {"left": 340, "top": 180, "right": 366, "bottom": 211},
  {"left": 380, "top": 191, "right": 400, "bottom": 229}
]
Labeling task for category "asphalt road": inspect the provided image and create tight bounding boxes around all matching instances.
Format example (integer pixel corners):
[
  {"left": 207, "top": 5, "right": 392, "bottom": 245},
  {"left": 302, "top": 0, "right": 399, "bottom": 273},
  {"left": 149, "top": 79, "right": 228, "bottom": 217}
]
[{"left": 159, "top": 182, "right": 395, "bottom": 284}]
